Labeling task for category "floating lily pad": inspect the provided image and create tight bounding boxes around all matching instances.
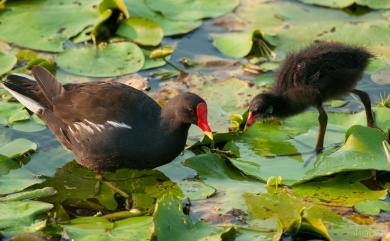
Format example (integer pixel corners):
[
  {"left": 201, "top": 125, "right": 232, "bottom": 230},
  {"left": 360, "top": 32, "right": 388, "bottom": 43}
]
[
  {"left": 0, "top": 134, "right": 74, "bottom": 194},
  {"left": 293, "top": 172, "right": 387, "bottom": 207},
  {"left": 190, "top": 77, "right": 259, "bottom": 113},
  {"left": 56, "top": 42, "right": 145, "bottom": 77},
  {"left": 213, "top": 32, "right": 253, "bottom": 58},
  {"left": 123, "top": 0, "right": 201, "bottom": 36},
  {"left": 224, "top": 108, "right": 390, "bottom": 185},
  {"left": 301, "top": 125, "right": 390, "bottom": 182},
  {"left": 154, "top": 194, "right": 234, "bottom": 241},
  {"left": 213, "top": 30, "right": 274, "bottom": 59},
  {"left": 354, "top": 200, "right": 390, "bottom": 216},
  {"left": 0, "top": 100, "right": 46, "bottom": 132},
  {"left": 244, "top": 190, "right": 387, "bottom": 240},
  {"left": 184, "top": 154, "right": 264, "bottom": 212},
  {"left": 299, "top": 0, "right": 390, "bottom": 9},
  {"left": 238, "top": 0, "right": 390, "bottom": 64},
  {"left": 117, "top": 16, "right": 163, "bottom": 46},
  {"left": 0, "top": 138, "right": 37, "bottom": 159},
  {"left": 0, "top": 200, "right": 53, "bottom": 232},
  {"left": 63, "top": 216, "right": 153, "bottom": 241},
  {"left": 0, "top": 51, "right": 17, "bottom": 75},
  {"left": 146, "top": 0, "right": 239, "bottom": 21},
  {"left": 100, "top": 0, "right": 129, "bottom": 18},
  {"left": 37, "top": 162, "right": 181, "bottom": 212},
  {"left": 177, "top": 180, "right": 216, "bottom": 201},
  {"left": 0, "top": 0, "right": 101, "bottom": 52},
  {"left": 0, "top": 168, "right": 44, "bottom": 194}
]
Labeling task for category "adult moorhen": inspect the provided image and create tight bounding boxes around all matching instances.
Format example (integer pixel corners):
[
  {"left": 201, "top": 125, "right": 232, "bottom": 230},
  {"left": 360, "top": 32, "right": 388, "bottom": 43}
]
[
  {"left": 2, "top": 66, "right": 213, "bottom": 206},
  {"left": 247, "top": 42, "right": 375, "bottom": 152}
]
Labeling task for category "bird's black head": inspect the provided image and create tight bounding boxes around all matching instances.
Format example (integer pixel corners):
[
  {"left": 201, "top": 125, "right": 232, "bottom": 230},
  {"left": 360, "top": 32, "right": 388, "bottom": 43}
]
[
  {"left": 247, "top": 93, "right": 276, "bottom": 126},
  {"left": 166, "top": 92, "right": 213, "bottom": 139}
]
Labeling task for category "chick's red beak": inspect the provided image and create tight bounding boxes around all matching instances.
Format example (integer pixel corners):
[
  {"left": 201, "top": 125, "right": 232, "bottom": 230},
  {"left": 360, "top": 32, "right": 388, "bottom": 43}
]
[
  {"left": 196, "top": 102, "right": 213, "bottom": 140},
  {"left": 246, "top": 111, "right": 254, "bottom": 127}
]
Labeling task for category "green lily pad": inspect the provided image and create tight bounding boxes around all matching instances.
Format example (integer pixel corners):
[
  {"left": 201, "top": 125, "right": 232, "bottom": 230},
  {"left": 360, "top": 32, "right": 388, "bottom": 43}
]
[
  {"left": 0, "top": 187, "right": 57, "bottom": 201},
  {"left": 184, "top": 154, "right": 264, "bottom": 212},
  {"left": 99, "top": 0, "right": 129, "bottom": 18},
  {"left": 0, "top": 200, "right": 52, "bottom": 232},
  {"left": 224, "top": 107, "right": 390, "bottom": 185},
  {"left": 213, "top": 30, "right": 274, "bottom": 59},
  {"left": 0, "top": 168, "right": 44, "bottom": 194},
  {"left": 190, "top": 77, "right": 259, "bottom": 113},
  {"left": 293, "top": 172, "right": 387, "bottom": 207},
  {"left": 177, "top": 180, "right": 216, "bottom": 201},
  {"left": 244, "top": 191, "right": 305, "bottom": 231},
  {"left": 0, "top": 51, "right": 17, "bottom": 75},
  {"left": 56, "top": 42, "right": 145, "bottom": 77},
  {"left": 0, "top": 134, "right": 74, "bottom": 194},
  {"left": 117, "top": 16, "right": 163, "bottom": 46},
  {"left": 8, "top": 108, "right": 30, "bottom": 124},
  {"left": 123, "top": 0, "right": 201, "bottom": 36},
  {"left": 37, "top": 162, "right": 181, "bottom": 212},
  {"left": 302, "top": 125, "right": 390, "bottom": 182},
  {"left": 146, "top": 0, "right": 239, "bottom": 21},
  {"left": 354, "top": 200, "right": 390, "bottom": 216},
  {"left": 0, "top": 0, "right": 101, "bottom": 52},
  {"left": 0, "top": 138, "right": 37, "bottom": 159},
  {"left": 0, "top": 100, "right": 46, "bottom": 132},
  {"left": 154, "top": 194, "right": 234, "bottom": 241},
  {"left": 213, "top": 31, "right": 253, "bottom": 58},
  {"left": 299, "top": 0, "right": 390, "bottom": 9},
  {"left": 238, "top": 0, "right": 390, "bottom": 64},
  {"left": 244, "top": 190, "right": 387, "bottom": 240},
  {"left": 63, "top": 216, "right": 153, "bottom": 241}
]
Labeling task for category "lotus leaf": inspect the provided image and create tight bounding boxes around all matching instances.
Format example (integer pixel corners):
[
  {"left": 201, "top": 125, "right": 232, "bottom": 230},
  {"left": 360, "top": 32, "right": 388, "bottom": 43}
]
[
  {"left": 56, "top": 42, "right": 145, "bottom": 77},
  {"left": 0, "top": 0, "right": 101, "bottom": 52}
]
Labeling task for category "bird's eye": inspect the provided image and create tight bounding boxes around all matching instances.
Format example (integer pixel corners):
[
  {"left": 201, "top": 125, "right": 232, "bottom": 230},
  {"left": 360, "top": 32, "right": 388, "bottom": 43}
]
[{"left": 188, "top": 109, "right": 194, "bottom": 114}]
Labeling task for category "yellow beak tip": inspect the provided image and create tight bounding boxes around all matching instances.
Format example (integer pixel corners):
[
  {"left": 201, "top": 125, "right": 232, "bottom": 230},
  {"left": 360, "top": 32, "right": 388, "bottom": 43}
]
[{"left": 204, "top": 131, "right": 213, "bottom": 141}]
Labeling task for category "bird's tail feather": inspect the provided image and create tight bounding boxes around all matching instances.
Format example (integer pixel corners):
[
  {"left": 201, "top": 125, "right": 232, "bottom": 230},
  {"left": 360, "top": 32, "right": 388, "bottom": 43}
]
[
  {"left": 31, "top": 66, "right": 64, "bottom": 104},
  {"left": 2, "top": 74, "right": 44, "bottom": 113}
]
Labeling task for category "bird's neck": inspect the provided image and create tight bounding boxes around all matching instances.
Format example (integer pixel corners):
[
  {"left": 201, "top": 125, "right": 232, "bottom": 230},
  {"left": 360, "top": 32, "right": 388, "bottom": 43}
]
[
  {"left": 156, "top": 108, "right": 191, "bottom": 160},
  {"left": 270, "top": 94, "right": 302, "bottom": 118}
]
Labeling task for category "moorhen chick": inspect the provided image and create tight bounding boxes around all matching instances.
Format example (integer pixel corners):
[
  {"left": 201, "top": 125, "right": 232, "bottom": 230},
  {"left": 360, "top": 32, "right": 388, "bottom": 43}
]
[
  {"left": 247, "top": 42, "right": 375, "bottom": 152},
  {"left": 2, "top": 66, "right": 213, "bottom": 206}
]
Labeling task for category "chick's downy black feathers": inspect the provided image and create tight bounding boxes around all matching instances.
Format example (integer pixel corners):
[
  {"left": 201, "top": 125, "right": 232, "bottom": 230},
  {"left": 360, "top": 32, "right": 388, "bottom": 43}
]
[{"left": 248, "top": 42, "right": 375, "bottom": 152}]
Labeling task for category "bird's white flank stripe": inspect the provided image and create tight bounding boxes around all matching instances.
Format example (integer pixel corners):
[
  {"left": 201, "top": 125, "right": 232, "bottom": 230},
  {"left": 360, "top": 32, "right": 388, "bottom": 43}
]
[
  {"left": 1, "top": 83, "right": 44, "bottom": 113},
  {"left": 84, "top": 119, "right": 104, "bottom": 132},
  {"left": 106, "top": 121, "right": 132, "bottom": 129},
  {"left": 70, "top": 120, "right": 132, "bottom": 137}
]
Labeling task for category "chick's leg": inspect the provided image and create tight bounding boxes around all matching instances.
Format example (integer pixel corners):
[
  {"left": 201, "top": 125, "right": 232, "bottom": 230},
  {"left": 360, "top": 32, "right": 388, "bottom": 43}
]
[
  {"left": 316, "top": 103, "right": 328, "bottom": 153},
  {"left": 352, "top": 89, "right": 376, "bottom": 127}
]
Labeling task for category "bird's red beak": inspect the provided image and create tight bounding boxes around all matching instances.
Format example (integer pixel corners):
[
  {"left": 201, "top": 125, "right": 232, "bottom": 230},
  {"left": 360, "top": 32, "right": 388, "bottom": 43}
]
[
  {"left": 197, "top": 102, "right": 213, "bottom": 140},
  {"left": 246, "top": 111, "right": 254, "bottom": 127}
]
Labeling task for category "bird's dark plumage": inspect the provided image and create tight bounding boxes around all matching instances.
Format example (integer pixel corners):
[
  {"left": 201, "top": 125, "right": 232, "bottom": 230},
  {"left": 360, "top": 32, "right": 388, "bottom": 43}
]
[
  {"left": 3, "top": 66, "right": 211, "bottom": 172},
  {"left": 248, "top": 42, "right": 375, "bottom": 151}
]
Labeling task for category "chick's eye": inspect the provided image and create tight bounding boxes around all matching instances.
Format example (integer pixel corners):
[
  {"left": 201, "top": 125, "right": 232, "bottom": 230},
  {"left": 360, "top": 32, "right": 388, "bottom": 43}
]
[{"left": 188, "top": 109, "right": 194, "bottom": 114}]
